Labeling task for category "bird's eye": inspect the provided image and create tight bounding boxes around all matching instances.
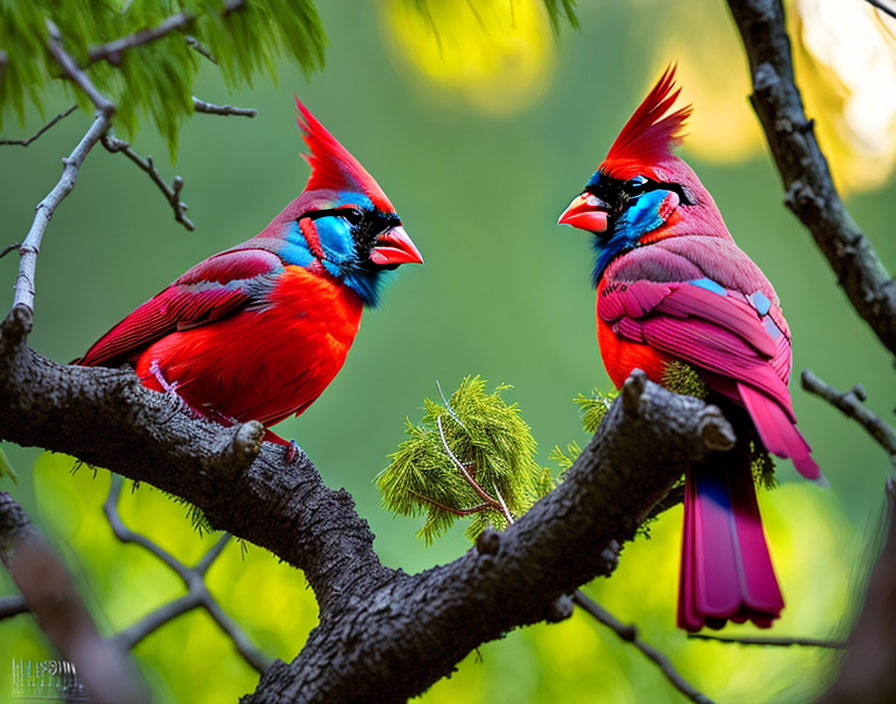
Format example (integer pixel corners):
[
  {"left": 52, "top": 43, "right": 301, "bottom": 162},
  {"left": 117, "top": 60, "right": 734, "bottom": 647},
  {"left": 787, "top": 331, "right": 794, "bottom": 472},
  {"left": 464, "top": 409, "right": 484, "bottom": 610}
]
[
  {"left": 626, "top": 175, "right": 649, "bottom": 194},
  {"left": 340, "top": 208, "right": 364, "bottom": 225}
]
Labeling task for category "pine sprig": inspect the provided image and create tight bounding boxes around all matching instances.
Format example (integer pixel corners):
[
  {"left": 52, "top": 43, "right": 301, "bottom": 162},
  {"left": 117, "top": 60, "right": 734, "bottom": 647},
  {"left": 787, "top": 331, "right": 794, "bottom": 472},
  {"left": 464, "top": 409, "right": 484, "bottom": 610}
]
[
  {"left": 378, "top": 376, "right": 551, "bottom": 544},
  {"left": 0, "top": 0, "right": 326, "bottom": 156},
  {"left": 573, "top": 388, "right": 618, "bottom": 434}
]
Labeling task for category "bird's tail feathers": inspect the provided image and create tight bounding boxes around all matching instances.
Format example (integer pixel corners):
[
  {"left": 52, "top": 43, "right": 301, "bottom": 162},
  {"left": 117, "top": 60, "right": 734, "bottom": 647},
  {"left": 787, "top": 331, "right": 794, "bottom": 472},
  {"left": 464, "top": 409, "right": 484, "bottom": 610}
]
[{"left": 678, "top": 461, "right": 784, "bottom": 632}]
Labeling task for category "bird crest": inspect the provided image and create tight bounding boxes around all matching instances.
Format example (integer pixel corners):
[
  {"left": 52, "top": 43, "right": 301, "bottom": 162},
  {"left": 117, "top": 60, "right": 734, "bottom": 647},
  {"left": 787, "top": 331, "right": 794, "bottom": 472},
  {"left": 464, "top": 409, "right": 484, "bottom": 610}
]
[
  {"left": 601, "top": 65, "right": 692, "bottom": 178},
  {"left": 295, "top": 98, "right": 395, "bottom": 213}
]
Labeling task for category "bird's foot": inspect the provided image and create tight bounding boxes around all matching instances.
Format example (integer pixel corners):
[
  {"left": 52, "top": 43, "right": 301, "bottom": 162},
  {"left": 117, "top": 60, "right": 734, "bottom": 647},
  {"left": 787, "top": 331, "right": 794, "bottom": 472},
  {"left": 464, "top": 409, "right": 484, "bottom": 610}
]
[
  {"left": 261, "top": 428, "right": 301, "bottom": 463},
  {"left": 146, "top": 360, "right": 204, "bottom": 419},
  {"left": 149, "top": 359, "right": 179, "bottom": 394}
]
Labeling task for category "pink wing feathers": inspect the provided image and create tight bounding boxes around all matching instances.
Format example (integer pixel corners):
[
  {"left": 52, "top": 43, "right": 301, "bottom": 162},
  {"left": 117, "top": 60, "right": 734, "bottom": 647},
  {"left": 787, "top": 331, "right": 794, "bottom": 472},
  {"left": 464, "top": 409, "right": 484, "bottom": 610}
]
[
  {"left": 598, "top": 278, "right": 820, "bottom": 480},
  {"left": 76, "top": 249, "right": 284, "bottom": 368}
]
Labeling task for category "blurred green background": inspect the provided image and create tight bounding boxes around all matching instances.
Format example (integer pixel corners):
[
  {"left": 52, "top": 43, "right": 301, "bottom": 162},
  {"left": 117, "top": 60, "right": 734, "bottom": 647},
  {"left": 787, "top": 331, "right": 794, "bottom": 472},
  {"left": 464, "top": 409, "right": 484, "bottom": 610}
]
[{"left": 2, "top": 0, "right": 895, "bottom": 702}]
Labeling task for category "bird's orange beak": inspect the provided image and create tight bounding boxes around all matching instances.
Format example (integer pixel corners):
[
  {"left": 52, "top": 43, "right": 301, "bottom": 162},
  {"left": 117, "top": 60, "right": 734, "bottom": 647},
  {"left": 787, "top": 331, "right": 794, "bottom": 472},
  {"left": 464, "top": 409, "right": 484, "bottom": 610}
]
[
  {"left": 558, "top": 193, "right": 610, "bottom": 233},
  {"left": 369, "top": 225, "right": 424, "bottom": 266}
]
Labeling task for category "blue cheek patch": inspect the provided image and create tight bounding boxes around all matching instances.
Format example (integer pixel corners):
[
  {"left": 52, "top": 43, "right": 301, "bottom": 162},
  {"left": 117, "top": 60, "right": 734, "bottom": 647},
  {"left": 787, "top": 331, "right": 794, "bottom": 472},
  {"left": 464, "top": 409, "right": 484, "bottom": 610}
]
[
  {"left": 616, "top": 189, "right": 668, "bottom": 240},
  {"left": 314, "top": 216, "right": 354, "bottom": 262},
  {"left": 277, "top": 221, "right": 316, "bottom": 268},
  {"left": 689, "top": 278, "right": 728, "bottom": 297}
]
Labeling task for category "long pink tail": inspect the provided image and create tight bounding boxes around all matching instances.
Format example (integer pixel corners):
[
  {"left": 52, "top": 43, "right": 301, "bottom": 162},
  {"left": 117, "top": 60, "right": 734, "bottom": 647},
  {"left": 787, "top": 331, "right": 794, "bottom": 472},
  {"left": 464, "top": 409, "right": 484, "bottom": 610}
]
[{"left": 678, "top": 461, "right": 784, "bottom": 631}]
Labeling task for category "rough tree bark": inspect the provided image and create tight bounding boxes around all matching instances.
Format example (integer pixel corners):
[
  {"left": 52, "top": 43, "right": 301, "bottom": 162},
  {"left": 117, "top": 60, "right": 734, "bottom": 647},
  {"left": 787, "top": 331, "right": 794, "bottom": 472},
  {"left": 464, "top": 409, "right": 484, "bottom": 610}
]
[{"left": 0, "top": 303, "right": 735, "bottom": 703}]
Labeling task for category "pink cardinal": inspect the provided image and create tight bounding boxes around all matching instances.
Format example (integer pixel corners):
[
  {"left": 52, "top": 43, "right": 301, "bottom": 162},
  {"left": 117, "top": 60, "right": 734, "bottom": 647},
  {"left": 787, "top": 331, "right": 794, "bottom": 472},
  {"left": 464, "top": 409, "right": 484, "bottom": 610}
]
[
  {"left": 558, "top": 67, "right": 821, "bottom": 631},
  {"left": 76, "top": 100, "right": 423, "bottom": 455}
]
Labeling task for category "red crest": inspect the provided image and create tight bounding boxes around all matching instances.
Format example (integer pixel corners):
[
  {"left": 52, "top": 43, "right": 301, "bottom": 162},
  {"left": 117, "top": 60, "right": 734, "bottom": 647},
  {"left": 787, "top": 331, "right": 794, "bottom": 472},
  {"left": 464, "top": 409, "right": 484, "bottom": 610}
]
[
  {"left": 601, "top": 65, "right": 692, "bottom": 177},
  {"left": 295, "top": 98, "right": 395, "bottom": 213}
]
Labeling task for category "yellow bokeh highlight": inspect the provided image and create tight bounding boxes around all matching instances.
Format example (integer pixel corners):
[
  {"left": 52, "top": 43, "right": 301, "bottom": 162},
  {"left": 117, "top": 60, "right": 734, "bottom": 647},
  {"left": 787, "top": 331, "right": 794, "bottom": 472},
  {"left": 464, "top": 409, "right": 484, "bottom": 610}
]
[
  {"left": 653, "top": 0, "right": 896, "bottom": 192},
  {"left": 384, "top": 0, "right": 554, "bottom": 117},
  {"left": 653, "top": 1, "right": 765, "bottom": 164},
  {"left": 791, "top": 0, "right": 896, "bottom": 193}
]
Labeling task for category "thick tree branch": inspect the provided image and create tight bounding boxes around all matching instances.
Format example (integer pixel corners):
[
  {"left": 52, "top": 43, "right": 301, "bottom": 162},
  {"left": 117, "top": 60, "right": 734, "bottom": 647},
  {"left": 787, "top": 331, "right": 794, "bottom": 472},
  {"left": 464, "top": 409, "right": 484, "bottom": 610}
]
[
  {"left": 801, "top": 370, "right": 896, "bottom": 468},
  {"left": 101, "top": 132, "right": 195, "bottom": 231},
  {"left": 727, "top": 0, "right": 896, "bottom": 357},
  {"left": 0, "top": 304, "right": 735, "bottom": 702},
  {"left": 0, "top": 105, "right": 77, "bottom": 146},
  {"left": 0, "top": 492, "right": 148, "bottom": 704}
]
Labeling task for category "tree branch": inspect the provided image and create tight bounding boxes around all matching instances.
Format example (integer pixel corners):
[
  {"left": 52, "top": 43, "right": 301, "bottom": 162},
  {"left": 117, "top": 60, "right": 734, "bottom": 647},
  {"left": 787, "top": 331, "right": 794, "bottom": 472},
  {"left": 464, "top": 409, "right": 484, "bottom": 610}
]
[
  {"left": 573, "top": 591, "right": 716, "bottom": 704},
  {"left": 801, "top": 370, "right": 896, "bottom": 468},
  {"left": 0, "top": 492, "right": 148, "bottom": 704},
  {"left": 103, "top": 476, "right": 272, "bottom": 672},
  {"left": 818, "top": 479, "right": 896, "bottom": 703},
  {"left": 85, "top": 0, "right": 248, "bottom": 66},
  {"left": 0, "top": 105, "right": 77, "bottom": 146},
  {"left": 100, "top": 132, "right": 195, "bottom": 231},
  {"left": 46, "top": 21, "right": 116, "bottom": 117},
  {"left": 0, "top": 593, "right": 28, "bottom": 621},
  {"left": 864, "top": 0, "right": 896, "bottom": 22},
  {"left": 193, "top": 97, "right": 258, "bottom": 118},
  {"left": 727, "top": 0, "right": 896, "bottom": 357},
  {"left": 10, "top": 112, "right": 111, "bottom": 313},
  {"left": 0, "top": 301, "right": 736, "bottom": 703},
  {"left": 689, "top": 633, "right": 847, "bottom": 649}
]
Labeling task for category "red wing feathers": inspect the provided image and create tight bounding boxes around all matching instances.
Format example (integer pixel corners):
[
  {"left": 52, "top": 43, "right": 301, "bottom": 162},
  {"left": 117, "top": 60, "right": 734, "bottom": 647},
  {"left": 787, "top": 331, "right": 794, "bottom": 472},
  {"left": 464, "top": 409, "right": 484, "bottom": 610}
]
[{"left": 76, "top": 250, "right": 283, "bottom": 368}]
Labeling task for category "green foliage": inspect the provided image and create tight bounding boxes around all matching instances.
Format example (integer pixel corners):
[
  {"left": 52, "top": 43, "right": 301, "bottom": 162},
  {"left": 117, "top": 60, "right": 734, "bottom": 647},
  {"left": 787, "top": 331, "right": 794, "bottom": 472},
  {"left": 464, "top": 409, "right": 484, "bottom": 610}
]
[
  {"left": 751, "top": 440, "right": 778, "bottom": 490},
  {"left": 572, "top": 388, "right": 618, "bottom": 434},
  {"left": 660, "top": 360, "right": 709, "bottom": 399},
  {"left": 547, "top": 441, "right": 581, "bottom": 472},
  {"left": 407, "top": 0, "right": 578, "bottom": 34},
  {"left": 378, "top": 376, "right": 551, "bottom": 544},
  {"left": 0, "top": 445, "right": 19, "bottom": 484},
  {"left": 0, "top": 0, "right": 326, "bottom": 156}
]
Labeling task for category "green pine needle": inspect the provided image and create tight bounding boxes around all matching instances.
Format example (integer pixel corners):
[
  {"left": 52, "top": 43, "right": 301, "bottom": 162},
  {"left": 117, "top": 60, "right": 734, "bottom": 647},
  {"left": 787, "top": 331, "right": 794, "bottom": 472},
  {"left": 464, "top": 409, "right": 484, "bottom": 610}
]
[
  {"left": 377, "top": 376, "right": 552, "bottom": 545},
  {"left": 573, "top": 388, "right": 618, "bottom": 434}
]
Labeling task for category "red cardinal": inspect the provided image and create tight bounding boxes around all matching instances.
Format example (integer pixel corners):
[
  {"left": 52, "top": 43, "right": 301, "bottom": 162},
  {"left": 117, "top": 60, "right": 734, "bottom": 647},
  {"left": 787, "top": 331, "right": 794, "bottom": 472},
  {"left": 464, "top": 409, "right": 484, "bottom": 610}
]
[
  {"left": 558, "top": 67, "right": 821, "bottom": 631},
  {"left": 76, "top": 100, "right": 423, "bottom": 454}
]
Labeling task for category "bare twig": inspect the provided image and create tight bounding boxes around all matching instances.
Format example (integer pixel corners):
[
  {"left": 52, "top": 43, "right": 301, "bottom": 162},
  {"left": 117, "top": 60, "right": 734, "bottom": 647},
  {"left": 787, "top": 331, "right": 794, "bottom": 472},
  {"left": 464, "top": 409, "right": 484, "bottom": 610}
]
[
  {"left": 86, "top": 0, "right": 247, "bottom": 66},
  {"left": 0, "top": 593, "right": 28, "bottom": 620},
  {"left": 185, "top": 35, "right": 218, "bottom": 63},
  {"left": 865, "top": 0, "right": 896, "bottom": 21},
  {"left": 0, "top": 105, "right": 77, "bottom": 146},
  {"left": 689, "top": 633, "right": 847, "bottom": 649},
  {"left": 103, "top": 476, "right": 272, "bottom": 673},
  {"left": 0, "top": 243, "right": 20, "bottom": 260},
  {"left": 0, "top": 492, "right": 149, "bottom": 704},
  {"left": 46, "top": 22, "right": 115, "bottom": 117},
  {"left": 573, "top": 591, "right": 716, "bottom": 704},
  {"left": 11, "top": 112, "right": 111, "bottom": 313},
  {"left": 101, "top": 132, "right": 195, "bottom": 231},
  {"left": 193, "top": 97, "right": 258, "bottom": 118},
  {"left": 727, "top": 0, "right": 896, "bottom": 357},
  {"left": 801, "top": 369, "right": 896, "bottom": 468},
  {"left": 407, "top": 490, "right": 491, "bottom": 517}
]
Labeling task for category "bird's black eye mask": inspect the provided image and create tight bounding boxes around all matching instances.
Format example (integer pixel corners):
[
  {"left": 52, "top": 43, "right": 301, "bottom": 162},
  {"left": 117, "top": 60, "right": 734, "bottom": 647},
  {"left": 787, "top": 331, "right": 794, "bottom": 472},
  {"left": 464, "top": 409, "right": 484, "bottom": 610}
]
[
  {"left": 300, "top": 207, "right": 401, "bottom": 254},
  {"left": 585, "top": 172, "right": 696, "bottom": 221}
]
